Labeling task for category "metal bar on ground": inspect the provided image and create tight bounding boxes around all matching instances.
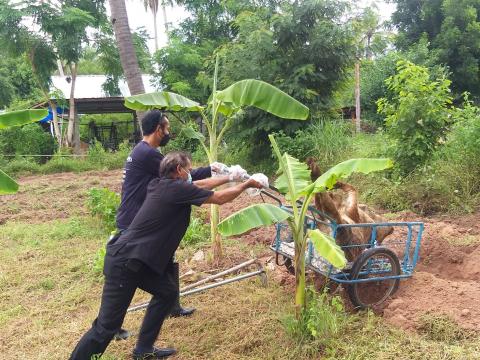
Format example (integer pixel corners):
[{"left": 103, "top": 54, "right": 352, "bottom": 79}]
[
  {"left": 180, "top": 258, "right": 258, "bottom": 292},
  {"left": 127, "top": 259, "right": 264, "bottom": 313}
]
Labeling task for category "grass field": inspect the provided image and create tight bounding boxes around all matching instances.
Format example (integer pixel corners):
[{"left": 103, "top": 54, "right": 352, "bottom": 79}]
[{"left": 1, "top": 171, "right": 479, "bottom": 359}]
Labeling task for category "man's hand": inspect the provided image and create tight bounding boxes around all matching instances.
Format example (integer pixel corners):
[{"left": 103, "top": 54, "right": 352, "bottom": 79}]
[{"left": 244, "top": 178, "right": 263, "bottom": 189}]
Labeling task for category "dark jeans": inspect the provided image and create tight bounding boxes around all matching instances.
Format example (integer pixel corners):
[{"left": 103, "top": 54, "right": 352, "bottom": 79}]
[{"left": 69, "top": 243, "right": 177, "bottom": 360}]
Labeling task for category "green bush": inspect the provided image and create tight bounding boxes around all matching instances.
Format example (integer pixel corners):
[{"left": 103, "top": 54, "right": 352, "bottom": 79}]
[
  {"left": 377, "top": 60, "right": 452, "bottom": 176},
  {"left": 0, "top": 123, "right": 57, "bottom": 163},
  {"left": 283, "top": 287, "right": 349, "bottom": 346},
  {"left": 2, "top": 156, "right": 41, "bottom": 176},
  {"left": 181, "top": 214, "right": 210, "bottom": 248},
  {"left": 163, "top": 119, "right": 202, "bottom": 155},
  {"left": 86, "top": 188, "right": 120, "bottom": 232}
]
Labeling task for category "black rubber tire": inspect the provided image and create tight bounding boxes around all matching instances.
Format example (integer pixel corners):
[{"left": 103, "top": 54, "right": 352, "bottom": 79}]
[
  {"left": 347, "top": 247, "right": 400, "bottom": 309},
  {"left": 283, "top": 257, "right": 295, "bottom": 275}
]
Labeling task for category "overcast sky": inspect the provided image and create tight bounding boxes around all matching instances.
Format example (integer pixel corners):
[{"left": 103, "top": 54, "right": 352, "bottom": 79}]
[{"left": 123, "top": 0, "right": 397, "bottom": 53}]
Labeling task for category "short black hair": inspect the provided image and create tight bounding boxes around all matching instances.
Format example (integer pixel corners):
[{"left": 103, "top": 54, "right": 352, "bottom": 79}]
[
  {"left": 159, "top": 151, "right": 192, "bottom": 178},
  {"left": 141, "top": 110, "right": 168, "bottom": 135}
]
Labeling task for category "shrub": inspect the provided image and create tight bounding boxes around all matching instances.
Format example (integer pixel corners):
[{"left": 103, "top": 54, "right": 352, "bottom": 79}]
[
  {"left": 283, "top": 287, "right": 349, "bottom": 345},
  {"left": 0, "top": 123, "right": 57, "bottom": 163},
  {"left": 86, "top": 188, "right": 120, "bottom": 232},
  {"left": 377, "top": 60, "right": 452, "bottom": 176},
  {"left": 181, "top": 214, "right": 210, "bottom": 248}
]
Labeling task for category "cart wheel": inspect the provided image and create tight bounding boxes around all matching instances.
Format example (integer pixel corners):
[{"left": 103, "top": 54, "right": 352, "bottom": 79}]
[
  {"left": 283, "top": 257, "right": 295, "bottom": 275},
  {"left": 347, "top": 247, "right": 400, "bottom": 309}
]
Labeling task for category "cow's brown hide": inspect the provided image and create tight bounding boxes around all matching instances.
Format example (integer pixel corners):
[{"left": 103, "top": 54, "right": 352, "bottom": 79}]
[{"left": 306, "top": 158, "right": 393, "bottom": 262}]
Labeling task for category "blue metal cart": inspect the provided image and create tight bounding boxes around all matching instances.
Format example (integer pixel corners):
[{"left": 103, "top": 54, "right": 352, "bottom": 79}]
[{"left": 261, "top": 189, "right": 424, "bottom": 309}]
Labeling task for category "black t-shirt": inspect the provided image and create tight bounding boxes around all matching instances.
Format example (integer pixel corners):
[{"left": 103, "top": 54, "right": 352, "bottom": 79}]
[
  {"left": 116, "top": 141, "right": 211, "bottom": 230},
  {"left": 115, "top": 178, "right": 213, "bottom": 275}
]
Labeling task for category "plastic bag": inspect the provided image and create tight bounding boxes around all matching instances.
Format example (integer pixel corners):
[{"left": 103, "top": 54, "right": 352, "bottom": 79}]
[{"left": 246, "top": 173, "right": 269, "bottom": 196}]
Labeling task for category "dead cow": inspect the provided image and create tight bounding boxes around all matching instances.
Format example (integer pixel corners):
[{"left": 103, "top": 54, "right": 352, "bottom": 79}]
[{"left": 306, "top": 158, "right": 393, "bottom": 262}]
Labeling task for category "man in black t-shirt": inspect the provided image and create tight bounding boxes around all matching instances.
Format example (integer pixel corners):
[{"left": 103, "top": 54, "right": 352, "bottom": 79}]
[
  {"left": 115, "top": 110, "right": 214, "bottom": 323},
  {"left": 70, "top": 151, "right": 262, "bottom": 360}
]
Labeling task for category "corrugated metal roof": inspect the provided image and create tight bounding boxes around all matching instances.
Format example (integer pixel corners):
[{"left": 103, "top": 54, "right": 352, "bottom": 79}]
[{"left": 50, "top": 75, "right": 157, "bottom": 99}]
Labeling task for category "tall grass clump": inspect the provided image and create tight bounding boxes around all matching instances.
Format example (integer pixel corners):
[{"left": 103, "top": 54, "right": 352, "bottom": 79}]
[
  {"left": 283, "top": 287, "right": 350, "bottom": 349},
  {"left": 273, "top": 116, "right": 353, "bottom": 171}
]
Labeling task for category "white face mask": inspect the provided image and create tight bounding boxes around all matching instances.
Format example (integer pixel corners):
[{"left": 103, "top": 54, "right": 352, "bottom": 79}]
[{"left": 182, "top": 167, "right": 192, "bottom": 184}]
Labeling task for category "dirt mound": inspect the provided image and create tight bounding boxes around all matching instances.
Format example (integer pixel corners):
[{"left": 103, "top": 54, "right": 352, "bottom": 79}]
[
  {"left": 381, "top": 214, "right": 480, "bottom": 331},
  {"left": 219, "top": 194, "right": 480, "bottom": 332},
  {"left": 384, "top": 272, "right": 480, "bottom": 331}
]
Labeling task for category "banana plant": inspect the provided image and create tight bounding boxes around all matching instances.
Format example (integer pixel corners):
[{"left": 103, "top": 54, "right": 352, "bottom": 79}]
[
  {"left": 124, "top": 57, "right": 309, "bottom": 261},
  {"left": 0, "top": 109, "right": 48, "bottom": 195},
  {"left": 218, "top": 135, "right": 393, "bottom": 313}
]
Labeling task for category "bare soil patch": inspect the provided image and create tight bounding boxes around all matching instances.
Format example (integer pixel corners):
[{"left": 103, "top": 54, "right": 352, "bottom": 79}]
[{"left": 0, "top": 170, "right": 122, "bottom": 224}]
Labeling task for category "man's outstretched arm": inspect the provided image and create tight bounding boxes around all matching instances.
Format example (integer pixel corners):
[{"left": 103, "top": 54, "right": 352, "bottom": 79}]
[{"left": 204, "top": 179, "right": 262, "bottom": 205}]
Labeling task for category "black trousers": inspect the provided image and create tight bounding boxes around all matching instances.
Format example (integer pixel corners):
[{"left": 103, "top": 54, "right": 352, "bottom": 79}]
[{"left": 69, "top": 246, "right": 177, "bottom": 360}]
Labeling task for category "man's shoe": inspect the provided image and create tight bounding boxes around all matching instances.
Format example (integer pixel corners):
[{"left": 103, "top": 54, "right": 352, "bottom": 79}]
[
  {"left": 170, "top": 306, "right": 195, "bottom": 318},
  {"left": 132, "top": 347, "right": 176, "bottom": 359},
  {"left": 114, "top": 328, "right": 133, "bottom": 340}
]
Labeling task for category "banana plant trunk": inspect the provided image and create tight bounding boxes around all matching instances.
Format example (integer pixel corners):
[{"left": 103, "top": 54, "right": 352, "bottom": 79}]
[
  {"left": 294, "top": 227, "right": 307, "bottom": 315},
  {"left": 209, "top": 134, "right": 223, "bottom": 261}
]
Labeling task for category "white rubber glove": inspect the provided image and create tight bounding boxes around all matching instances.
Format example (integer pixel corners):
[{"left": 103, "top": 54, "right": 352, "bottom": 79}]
[
  {"left": 246, "top": 173, "right": 269, "bottom": 196},
  {"left": 210, "top": 162, "right": 228, "bottom": 174},
  {"left": 228, "top": 165, "right": 248, "bottom": 181}
]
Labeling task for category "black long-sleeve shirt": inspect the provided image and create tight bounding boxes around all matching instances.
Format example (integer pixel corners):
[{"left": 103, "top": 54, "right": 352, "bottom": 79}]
[{"left": 115, "top": 141, "right": 211, "bottom": 230}]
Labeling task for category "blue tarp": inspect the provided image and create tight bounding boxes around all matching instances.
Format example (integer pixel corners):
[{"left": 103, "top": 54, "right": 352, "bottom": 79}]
[{"left": 39, "top": 106, "right": 66, "bottom": 123}]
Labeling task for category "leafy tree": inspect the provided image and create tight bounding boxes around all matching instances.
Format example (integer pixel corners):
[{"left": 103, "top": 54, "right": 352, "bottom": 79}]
[
  {"left": 0, "top": 0, "right": 59, "bottom": 141},
  {"left": 153, "top": 36, "right": 215, "bottom": 100},
  {"left": 351, "top": 4, "right": 392, "bottom": 131},
  {"left": 217, "top": 0, "right": 354, "bottom": 156},
  {"left": 32, "top": 1, "right": 104, "bottom": 151},
  {"left": 377, "top": 60, "right": 453, "bottom": 175},
  {"left": 390, "top": 0, "right": 480, "bottom": 98},
  {"left": 125, "top": 60, "right": 309, "bottom": 260}
]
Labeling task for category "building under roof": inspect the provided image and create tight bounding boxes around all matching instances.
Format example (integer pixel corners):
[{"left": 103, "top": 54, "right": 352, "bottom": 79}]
[{"left": 49, "top": 74, "right": 157, "bottom": 113}]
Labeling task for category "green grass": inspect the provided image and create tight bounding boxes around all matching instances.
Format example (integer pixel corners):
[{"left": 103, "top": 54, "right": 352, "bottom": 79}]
[{"left": 0, "top": 216, "right": 479, "bottom": 359}]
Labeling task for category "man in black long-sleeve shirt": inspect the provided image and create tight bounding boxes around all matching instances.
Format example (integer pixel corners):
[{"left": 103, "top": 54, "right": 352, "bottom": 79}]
[
  {"left": 113, "top": 111, "right": 232, "bottom": 341},
  {"left": 70, "top": 151, "right": 262, "bottom": 360}
]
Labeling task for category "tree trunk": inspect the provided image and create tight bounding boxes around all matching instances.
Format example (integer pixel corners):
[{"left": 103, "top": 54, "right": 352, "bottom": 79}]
[
  {"left": 108, "top": 0, "right": 145, "bottom": 131},
  {"left": 355, "top": 61, "right": 361, "bottom": 133},
  {"left": 161, "top": 1, "right": 169, "bottom": 34},
  {"left": 153, "top": 8, "right": 159, "bottom": 51},
  {"left": 49, "top": 101, "right": 62, "bottom": 145},
  {"left": 67, "top": 63, "right": 78, "bottom": 151}
]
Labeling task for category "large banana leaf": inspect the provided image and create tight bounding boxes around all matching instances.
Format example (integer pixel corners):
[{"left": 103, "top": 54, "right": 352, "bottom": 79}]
[
  {"left": 308, "top": 229, "right": 347, "bottom": 269},
  {"left": 124, "top": 91, "right": 204, "bottom": 112},
  {"left": 269, "top": 134, "right": 311, "bottom": 200},
  {"left": 215, "top": 79, "right": 309, "bottom": 120},
  {"left": 218, "top": 203, "right": 291, "bottom": 237},
  {"left": 0, "top": 169, "right": 18, "bottom": 195},
  {"left": 274, "top": 154, "right": 312, "bottom": 199},
  {"left": 0, "top": 109, "right": 48, "bottom": 129},
  {"left": 181, "top": 127, "right": 205, "bottom": 141},
  {"left": 300, "top": 158, "right": 393, "bottom": 196}
]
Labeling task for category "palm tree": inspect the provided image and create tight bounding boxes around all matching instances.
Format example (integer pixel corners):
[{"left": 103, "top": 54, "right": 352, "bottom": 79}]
[
  {"left": 143, "top": 0, "right": 160, "bottom": 51},
  {"left": 143, "top": 0, "right": 172, "bottom": 52},
  {"left": 108, "top": 0, "right": 145, "bottom": 99}
]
